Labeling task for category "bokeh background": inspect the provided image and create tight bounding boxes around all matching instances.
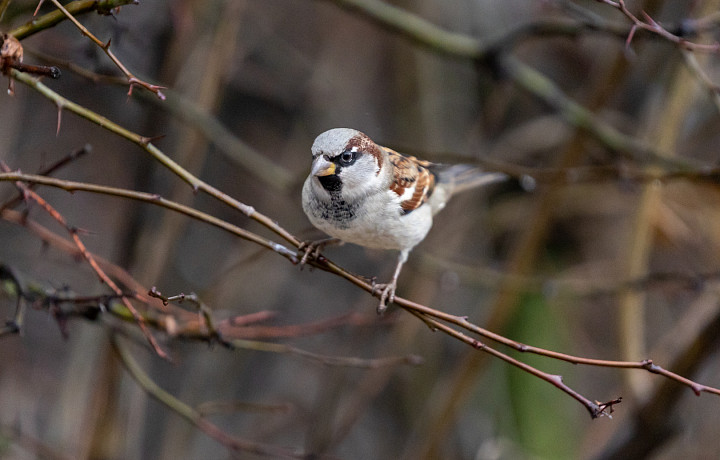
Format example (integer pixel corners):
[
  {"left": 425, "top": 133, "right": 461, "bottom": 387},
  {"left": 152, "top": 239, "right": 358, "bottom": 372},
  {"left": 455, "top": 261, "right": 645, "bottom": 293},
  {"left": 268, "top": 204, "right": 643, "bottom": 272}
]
[{"left": 2, "top": 0, "right": 720, "bottom": 458}]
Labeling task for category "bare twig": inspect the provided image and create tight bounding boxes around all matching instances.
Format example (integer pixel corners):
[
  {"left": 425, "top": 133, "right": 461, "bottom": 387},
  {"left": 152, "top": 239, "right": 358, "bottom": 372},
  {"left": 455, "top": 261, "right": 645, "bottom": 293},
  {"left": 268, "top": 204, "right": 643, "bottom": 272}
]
[
  {"left": 1, "top": 262, "right": 418, "bottom": 373},
  {"left": 406, "top": 309, "right": 616, "bottom": 418},
  {"left": 2, "top": 171, "right": 719, "bottom": 414},
  {"left": 317, "top": 0, "right": 706, "bottom": 172},
  {"left": 8, "top": 69, "right": 302, "bottom": 249},
  {"left": 399, "top": 297, "right": 720, "bottom": 398},
  {"left": 12, "top": 0, "right": 138, "bottom": 41},
  {"left": 110, "top": 334, "right": 307, "bottom": 458},
  {"left": 597, "top": 0, "right": 720, "bottom": 53},
  {"left": 594, "top": 0, "right": 720, "bottom": 113},
  {"left": 22, "top": 48, "right": 295, "bottom": 191},
  {"left": 0, "top": 145, "right": 90, "bottom": 213},
  {"left": 42, "top": 0, "right": 164, "bottom": 99},
  {"left": 1, "top": 165, "right": 169, "bottom": 359},
  {"left": 230, "top": 338, "right": 423, "bottom": 369},
  {"left": 0, "top": 171, "right": 299, "bottom": 262},
  {"left": 1, "top": 208, "right": 153, "bottom": 302}
]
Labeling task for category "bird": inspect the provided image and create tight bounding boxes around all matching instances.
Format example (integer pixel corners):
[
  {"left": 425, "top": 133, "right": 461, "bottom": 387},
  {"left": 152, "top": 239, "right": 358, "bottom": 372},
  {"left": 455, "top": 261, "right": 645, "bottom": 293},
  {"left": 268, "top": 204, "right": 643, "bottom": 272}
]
[{"left": 301, "top": 128, "right": 507, "bottom": 313}]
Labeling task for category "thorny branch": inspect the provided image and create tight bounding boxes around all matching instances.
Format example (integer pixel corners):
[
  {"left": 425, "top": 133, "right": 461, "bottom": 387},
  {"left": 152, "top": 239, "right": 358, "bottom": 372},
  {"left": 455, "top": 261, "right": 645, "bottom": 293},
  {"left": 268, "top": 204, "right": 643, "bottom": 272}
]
[
  {"left": 11, "top": 0, "right": 138, "bottom": 40},
  {"left": 593, "top": 0, "right": 720, "bottom": 111},
  {"left": 0, "top": 171, "right": 419, "bottom": 366},
  {"left": 0, "top": 163, "right": 169, "bottom": 358},
  {"left": 2, "top": 0, "right": 719, "bottom": 420},
  {"left": 0, "top": 263, "right": 416, "bottom": 368},
  {"left": 597, "top": 0, "right": 720, "bottom": 53},
  {"left": 33, "top": 0, "right": 165, "bottom": 99},
  {"left": 0, "top": 171, "right": 298, "bottom": 262},
  {"left": 2, "top": 171, "right": 719, "bottom": 417},
  {"left": 310, "top": 0, "right": 720, "bottom": 415},
  {"left": 8, "top": 69, "right": 301, "bottom": 250},
  {"left": 322, "top": 0, "right": 720, "bottom": 138}
]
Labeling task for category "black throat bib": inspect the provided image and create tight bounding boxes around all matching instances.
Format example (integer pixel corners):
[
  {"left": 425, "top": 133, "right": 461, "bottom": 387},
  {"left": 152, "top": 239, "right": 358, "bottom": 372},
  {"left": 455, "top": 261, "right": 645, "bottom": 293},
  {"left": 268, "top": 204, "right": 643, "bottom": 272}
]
[{"left": 318, "top": 174, "right": 342, "bottom": 192}]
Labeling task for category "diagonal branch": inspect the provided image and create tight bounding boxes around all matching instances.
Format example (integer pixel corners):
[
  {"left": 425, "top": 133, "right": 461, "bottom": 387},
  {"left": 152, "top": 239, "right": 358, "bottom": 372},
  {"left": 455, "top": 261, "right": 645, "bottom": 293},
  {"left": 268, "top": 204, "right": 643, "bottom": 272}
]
[
  {"left": 2, "top": 171, "right": 718, "bottom": 416},
  {"left": 1, "top": 165, "right": 168, "bottom": 359},
  {"left": 0, "top": 171, "right": 299, "bottom": 263},
  {"left": 9, "top": 69, "right": 301, "bottom": 249},
  {"left": 318, "top": 0, "right": 714, "bottom": 167},
  {"left": 12, "top": 0, "right": 139, "bottom": 41},
  {"left": 41, "top": 0, "right": 164, "bottom": 99},
  {"left": 110, "top": 333, "right": 307, "bottom": 458},
  {"left": 597, "top": 0, "right": 720, "bottom": 53}
]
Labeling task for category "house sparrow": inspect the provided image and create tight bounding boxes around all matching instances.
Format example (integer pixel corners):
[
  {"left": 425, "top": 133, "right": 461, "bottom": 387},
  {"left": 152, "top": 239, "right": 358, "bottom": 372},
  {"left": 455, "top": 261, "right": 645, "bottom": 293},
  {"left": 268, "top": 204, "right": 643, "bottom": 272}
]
[{"left": 302, "top": 128, "right": 507, "bottom": 313}]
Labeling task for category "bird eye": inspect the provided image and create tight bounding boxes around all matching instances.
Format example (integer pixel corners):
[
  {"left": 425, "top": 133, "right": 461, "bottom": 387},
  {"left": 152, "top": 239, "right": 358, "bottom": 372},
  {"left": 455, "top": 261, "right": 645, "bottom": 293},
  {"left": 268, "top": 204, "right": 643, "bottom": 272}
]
[{"left": 338, "top": 151, "right": 356, "bottom": 166}]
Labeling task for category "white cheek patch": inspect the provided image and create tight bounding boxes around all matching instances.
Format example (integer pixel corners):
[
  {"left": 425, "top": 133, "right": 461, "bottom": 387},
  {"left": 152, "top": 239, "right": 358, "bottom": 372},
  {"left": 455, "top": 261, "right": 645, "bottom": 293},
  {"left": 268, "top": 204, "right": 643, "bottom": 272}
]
[{"left": 338, "top": 158, "right": 385, "bottom": 201}]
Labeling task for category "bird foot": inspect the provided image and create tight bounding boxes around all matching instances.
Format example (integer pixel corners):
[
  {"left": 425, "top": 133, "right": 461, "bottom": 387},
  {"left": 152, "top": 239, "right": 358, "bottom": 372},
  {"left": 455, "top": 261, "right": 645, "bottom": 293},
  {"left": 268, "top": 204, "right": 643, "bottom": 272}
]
[
  {"left": 298, "top": 238, "right": 339, "bottom": 268},
  {"left": 372, "top": 281, "right": 396, "bottom": 314}
]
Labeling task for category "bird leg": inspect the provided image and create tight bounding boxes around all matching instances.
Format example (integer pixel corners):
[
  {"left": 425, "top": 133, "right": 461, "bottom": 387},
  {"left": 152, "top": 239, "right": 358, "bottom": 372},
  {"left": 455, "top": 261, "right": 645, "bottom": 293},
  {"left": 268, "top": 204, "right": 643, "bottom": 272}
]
[
  {"left": 373, "top": 250, "right": 408, "bottom": 314},
  {"left": 298, "top": 238, "right": 342, "bottom": 267}
]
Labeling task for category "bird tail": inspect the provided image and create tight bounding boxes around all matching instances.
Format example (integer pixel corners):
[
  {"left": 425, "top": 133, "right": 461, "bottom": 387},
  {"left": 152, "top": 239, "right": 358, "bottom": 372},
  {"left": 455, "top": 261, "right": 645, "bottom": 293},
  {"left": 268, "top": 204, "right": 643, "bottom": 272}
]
[{"left": 438, "top": 164, "right": 509, "bottom": 196}]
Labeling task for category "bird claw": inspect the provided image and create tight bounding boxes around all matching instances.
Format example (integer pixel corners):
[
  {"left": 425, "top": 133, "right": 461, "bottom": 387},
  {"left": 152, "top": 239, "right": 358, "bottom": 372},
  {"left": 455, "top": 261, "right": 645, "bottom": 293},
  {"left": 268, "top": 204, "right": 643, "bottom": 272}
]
[
  {"left": 298, "top": 241, "right": 322, "bottom": 268},
  {"left": 298, "top": 238, "right": 341, "bottom": 268},
  {"left": 372, "top": 281, "right": 396, "bottom": 314}
]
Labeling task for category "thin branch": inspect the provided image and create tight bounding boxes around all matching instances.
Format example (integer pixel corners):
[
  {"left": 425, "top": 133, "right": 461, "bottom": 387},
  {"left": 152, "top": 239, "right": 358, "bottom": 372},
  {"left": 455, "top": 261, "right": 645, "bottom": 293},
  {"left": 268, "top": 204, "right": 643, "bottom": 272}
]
[
  {"left": 8, "top": 69, "right": 302, "bottom": 249},
  {"left": 42, "top": 0, "right": 164, "bottom": 99},
  {"left": 597, "top": 0, "right": 720, "bottom": 53},
  {"left": 406, "top": 310, "right": 615, "bottom": 418},
  {"left": 1, "top": 208, "right": 154, "bottom": 302},
  {"left": 400, "top": 297, "right": 720, "bottom": 398},
  {"left": 2, "top": 171, "right": 718, "bottom": 413},
  {"left": 594, "top": 0, "right": 720, "bottom": 113},
  {"left": 20, "top": 48, "right": 296, "bottom": 192},
  {"left": 1, "top": 263, "right": 420, "bottom": 374},
  {"left": 230, "top": 338, "right": 423, "bottom": 369},
  {"left": 1, "top": 166, "right": 168, "bottom": 359},
  {"left": 0, "top": 171, "right": 299, "bottom": 262},
  {"left": 317, "top": 0, "right": 707, "bottom": 172},
  {"left": 0, "top": 145, "right": 90, "bottom": 213},
  {"left": 110, "top": 334, "right": 307, "bottom": 458},
  {"left": 11, "top": 0, "right": 138, "bottom": 41}
]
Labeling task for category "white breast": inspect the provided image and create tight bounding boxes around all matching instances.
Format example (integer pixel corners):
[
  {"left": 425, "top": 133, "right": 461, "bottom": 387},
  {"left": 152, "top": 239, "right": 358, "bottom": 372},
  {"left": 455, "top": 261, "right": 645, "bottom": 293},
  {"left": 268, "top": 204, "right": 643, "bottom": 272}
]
[{"left": 302, "top": 178, "right": 434, "bottom": 252}]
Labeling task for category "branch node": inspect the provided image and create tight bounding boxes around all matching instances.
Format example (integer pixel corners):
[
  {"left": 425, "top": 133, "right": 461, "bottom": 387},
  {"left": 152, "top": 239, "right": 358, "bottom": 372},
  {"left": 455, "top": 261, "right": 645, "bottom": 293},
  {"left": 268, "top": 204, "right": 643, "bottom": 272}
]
[
  {"left": 594, "top": 397, "right": 622, "bottom": 418},
  {"left": 691, "top": 383, "right": 703, "bottom": 396}
]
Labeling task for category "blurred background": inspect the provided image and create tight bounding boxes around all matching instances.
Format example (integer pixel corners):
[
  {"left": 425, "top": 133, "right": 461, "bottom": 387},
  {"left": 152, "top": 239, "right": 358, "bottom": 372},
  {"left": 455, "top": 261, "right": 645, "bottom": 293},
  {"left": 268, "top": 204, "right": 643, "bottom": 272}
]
[{"left": 2, "top": 0, "right": 720, "bottom": 458}]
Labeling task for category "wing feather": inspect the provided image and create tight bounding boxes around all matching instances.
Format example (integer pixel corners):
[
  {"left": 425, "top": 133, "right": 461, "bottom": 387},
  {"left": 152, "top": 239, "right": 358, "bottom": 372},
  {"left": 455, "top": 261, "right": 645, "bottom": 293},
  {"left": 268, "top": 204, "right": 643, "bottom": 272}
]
[{"left": 385, "top": 147, "right": 437, "bottom": 214}]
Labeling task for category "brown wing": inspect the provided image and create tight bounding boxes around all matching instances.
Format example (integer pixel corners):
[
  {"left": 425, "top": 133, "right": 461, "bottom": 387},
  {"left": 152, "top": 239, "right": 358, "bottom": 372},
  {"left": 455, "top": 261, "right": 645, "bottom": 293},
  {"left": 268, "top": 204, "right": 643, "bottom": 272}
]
[{"left": 384, "top": 147, "right": 437, "bottom": 214}]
